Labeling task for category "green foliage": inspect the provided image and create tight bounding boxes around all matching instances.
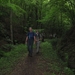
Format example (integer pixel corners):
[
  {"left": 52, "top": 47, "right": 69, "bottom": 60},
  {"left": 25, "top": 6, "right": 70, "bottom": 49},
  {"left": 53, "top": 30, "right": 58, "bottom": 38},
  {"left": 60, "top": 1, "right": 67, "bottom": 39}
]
[
  {"left": 0, "top": 44, "right": 27, "bottom": 75},
  {"left": 40, "top": 0, "right": 75, "bottom": 37},
  {"left": 1, "top": 44, "right": 15, "bottom": 52},
  {"left": 40, "top": 41, "right": 74, "bottom": 75},
  {"left": 0, "top": 0, "right": 75, "bottom": 74},
  {"left": 64, "top": 67, "right": 74, "bottom": 75},
  {"left": 41, "top": 41, "right": 61, "bottom": 63},
  {"left": 0, "top": 0, "right": 26, "bottom": 16},
  {"left": 57, "top": 27, "right": 75, "bottom": 70},
  {"left": 7, "top": 3, "right": 26, "bottom": 16}
]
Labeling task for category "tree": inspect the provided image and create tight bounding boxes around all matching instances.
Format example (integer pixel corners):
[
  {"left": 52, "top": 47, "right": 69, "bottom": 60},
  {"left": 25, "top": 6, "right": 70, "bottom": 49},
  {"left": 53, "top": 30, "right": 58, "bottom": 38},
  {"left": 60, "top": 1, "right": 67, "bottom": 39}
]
[
  {"left": 9, "top": 0, "right": 13, "bottom": 44},
  {"left": 0, "top": 0, "right": 26, "bottom": 43}
]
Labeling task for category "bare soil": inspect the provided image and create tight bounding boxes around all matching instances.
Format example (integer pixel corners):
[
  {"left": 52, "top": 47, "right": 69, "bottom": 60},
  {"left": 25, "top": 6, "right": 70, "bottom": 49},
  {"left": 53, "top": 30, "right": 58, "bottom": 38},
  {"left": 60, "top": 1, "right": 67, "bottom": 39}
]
[{"left": 9, "top": 53, "right": 43, "bottom": 75}]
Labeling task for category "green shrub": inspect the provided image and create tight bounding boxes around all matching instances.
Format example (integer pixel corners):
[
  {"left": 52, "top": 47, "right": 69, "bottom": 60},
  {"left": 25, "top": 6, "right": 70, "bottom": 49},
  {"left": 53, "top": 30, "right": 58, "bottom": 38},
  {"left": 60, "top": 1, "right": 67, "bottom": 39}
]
[
  {"left": 41, "top": 42, "right": 74, "bottom": 75},
  {"left": 64, "top": 67, "right": 74, "bottom": 75},
  {"left": 0, "top": 44, "right": 27, "bottom": 75},
  {"left": 1, "top": 44, "right": 15, "bottom": 52}
]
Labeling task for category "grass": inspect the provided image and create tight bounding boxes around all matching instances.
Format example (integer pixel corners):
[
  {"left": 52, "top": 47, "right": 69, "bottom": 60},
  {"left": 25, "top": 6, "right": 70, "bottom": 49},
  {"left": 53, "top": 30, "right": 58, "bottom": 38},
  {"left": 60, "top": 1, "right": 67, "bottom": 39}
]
[
  {"left": 0, "top": 44, "right": 27, "bottom": 75},
  {"left": 40, "top": 41, "right": 74, "bottom": 75}
]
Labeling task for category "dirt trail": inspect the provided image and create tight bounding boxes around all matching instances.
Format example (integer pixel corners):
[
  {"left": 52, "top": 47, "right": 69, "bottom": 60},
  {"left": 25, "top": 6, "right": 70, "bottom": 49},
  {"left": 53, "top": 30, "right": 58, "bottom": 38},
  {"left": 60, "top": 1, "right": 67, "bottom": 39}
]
[
  {"left": 10, "top": 53, "right": 43, "bottom": 75},
  {"left": 9, "top": 50, "right": 66, "bottom": 75}
]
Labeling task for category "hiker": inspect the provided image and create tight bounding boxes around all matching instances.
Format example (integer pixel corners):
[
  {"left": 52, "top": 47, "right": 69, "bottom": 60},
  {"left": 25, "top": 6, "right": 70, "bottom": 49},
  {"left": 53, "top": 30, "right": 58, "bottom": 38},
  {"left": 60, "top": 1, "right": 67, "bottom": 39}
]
[
  {"left": 35, "top": 30, "right": 41, "bottom": 54},
  {"left": 25, "top": 27, "right": 36, "bottom": 57}
]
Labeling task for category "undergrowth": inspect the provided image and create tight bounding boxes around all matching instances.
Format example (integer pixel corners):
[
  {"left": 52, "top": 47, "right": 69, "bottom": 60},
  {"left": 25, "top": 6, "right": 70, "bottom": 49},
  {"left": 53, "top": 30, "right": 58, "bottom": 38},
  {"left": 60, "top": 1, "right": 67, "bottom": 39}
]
[
  {"left": 0, "top": 44, "right": 27, "bottom": 75},
  {"left": 41, "top": 41, "right": 74, "bottom": 75}
]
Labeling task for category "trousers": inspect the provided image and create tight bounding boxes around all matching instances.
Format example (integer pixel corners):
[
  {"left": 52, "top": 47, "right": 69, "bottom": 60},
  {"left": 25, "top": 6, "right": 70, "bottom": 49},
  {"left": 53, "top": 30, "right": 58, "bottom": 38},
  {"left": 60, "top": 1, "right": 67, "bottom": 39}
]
[
  {"left": 36, "top": 41, "right": 40, "bottom": 53},
  {"left": 27, "top": 40, "right": 34, "bottom": 56}
]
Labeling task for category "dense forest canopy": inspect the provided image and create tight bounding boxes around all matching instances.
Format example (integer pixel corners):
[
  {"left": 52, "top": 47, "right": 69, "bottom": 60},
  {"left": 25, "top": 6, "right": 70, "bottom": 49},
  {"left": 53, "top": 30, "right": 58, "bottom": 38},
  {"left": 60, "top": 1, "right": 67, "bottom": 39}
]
[
  {"left": 0, "top": 0, "right": 75, "bottom": 43},
  {"left": 0, "top": 0, "right": 75, "bottom": 52}
]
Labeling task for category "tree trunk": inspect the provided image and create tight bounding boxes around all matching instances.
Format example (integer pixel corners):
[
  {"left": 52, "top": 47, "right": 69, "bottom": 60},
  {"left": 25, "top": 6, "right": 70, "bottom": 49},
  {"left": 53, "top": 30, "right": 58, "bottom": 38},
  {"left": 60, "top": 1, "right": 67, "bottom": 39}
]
[
  {"left": 10, "top": 11, "right": 13, "bottom": 44},
  {"left": 10, "top": 0, "right": 13, "bottom": 44}
]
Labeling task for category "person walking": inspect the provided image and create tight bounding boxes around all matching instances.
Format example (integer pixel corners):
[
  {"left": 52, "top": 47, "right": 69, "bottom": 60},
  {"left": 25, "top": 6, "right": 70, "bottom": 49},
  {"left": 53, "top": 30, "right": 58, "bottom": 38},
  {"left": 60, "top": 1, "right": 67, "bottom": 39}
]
[
  {"left": 35, "top": 30, "right": 41, "bottom": 54},
  {"left": 25, "top": 27, "right": 36, "bottom": 57}
]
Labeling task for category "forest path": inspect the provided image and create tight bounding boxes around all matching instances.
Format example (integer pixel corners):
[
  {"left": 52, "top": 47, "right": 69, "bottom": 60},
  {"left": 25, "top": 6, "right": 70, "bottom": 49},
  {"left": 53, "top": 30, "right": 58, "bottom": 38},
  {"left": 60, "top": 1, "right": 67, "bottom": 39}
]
[
  {"left": 9, "top": 54, "right": 66, "bottom": 75},
  {"left": 9, "top": 42, "right": 66, "bottom": 75},
  {"left": 10, "top": 53, "right": 43, "bottom": 75}
]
